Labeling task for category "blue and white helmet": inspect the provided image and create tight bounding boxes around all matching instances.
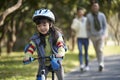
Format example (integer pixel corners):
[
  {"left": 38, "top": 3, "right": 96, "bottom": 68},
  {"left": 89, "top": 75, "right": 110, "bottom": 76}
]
[{"left": 32, "top": 9, "right": 55, "bottom": 22}]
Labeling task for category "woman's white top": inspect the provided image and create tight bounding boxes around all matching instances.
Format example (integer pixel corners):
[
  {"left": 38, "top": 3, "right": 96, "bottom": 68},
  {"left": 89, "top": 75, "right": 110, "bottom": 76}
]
[{"left": 71, "top": 16, "right": 88, "bottom": 38}]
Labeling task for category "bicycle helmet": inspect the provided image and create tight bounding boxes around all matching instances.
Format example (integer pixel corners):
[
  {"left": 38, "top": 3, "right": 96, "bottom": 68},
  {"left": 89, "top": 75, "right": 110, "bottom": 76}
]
[{"left": 32, "top": 9, "right": 55, "bottom": 22}]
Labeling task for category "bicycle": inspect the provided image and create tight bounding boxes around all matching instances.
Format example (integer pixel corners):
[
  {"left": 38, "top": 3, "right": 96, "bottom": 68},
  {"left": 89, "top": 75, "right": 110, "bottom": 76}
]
[{"left": 23, "top": 55, "right": 63, "bottom": 80}]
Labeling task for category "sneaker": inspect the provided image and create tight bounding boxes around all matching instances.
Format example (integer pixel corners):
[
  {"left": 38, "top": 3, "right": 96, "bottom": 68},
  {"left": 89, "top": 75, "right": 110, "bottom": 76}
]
[
  {"left": 99, "top": 65, "right": 104, "bottom": 72},
  {"left": 80, "top": 64, "right": 84, "bottom": 72},
  {"left": 84, "top": 66, "right": 90, "bottom": 71}
]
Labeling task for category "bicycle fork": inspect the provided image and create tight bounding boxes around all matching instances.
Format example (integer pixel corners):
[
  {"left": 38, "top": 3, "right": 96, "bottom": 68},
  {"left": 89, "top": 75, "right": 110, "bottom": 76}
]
[
  {"left": 52, "top": 71, "right": 54, "bottom": 80},
  {"left": 38, "top": 70, "right": 55, "bottom": 80}
]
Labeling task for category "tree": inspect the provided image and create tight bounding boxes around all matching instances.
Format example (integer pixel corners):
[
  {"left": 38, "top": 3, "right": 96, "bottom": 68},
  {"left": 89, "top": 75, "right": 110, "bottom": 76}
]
[
  {"left": 0, "top": 0, "right": 120, "bottom": 55},
  {"left": 0, "top": 0, "right": 22, "bottom": 54},
  {"left": 0, "top": 0, "right": 22, "bottom": 26},
  {"left": 108, "top": 13, "right": 120, "bottom": 45}
]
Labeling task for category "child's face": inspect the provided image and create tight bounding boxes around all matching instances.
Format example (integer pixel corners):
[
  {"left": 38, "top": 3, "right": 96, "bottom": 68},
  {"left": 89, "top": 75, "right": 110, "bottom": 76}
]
[{"left": 36, "top": 19, "right": 50, "bottom": 35}]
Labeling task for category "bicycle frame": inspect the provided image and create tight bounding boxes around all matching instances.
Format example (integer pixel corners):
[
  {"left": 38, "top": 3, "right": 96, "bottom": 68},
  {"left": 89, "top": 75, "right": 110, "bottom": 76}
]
[{"left": 23, "top": 56, "right": 62, "bottom": 80}]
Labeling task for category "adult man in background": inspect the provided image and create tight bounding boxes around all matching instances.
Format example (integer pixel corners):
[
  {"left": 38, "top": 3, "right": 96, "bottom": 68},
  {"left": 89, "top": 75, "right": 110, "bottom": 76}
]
[{"left": 86, "top": 1, "right": 107, "bottom": 72}]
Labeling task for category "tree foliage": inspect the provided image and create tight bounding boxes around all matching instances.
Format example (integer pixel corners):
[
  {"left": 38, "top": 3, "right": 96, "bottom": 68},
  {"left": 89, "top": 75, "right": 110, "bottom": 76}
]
[{"left": 0, "top": 0, "right": 120, "bottom": 54}]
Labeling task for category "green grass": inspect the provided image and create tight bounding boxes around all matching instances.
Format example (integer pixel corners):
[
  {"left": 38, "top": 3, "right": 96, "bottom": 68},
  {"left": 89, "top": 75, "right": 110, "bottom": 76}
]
[
  {"left": 0, "top": 52, "right": 38, "bottom": 80},
  {"left": 63, "top": 51, "right": 79, "bottom": 73},
  {"left": 0, "top": 45, "right": 120, "bottom": 80},
  {"left": 104, "top": 45, "right": 120, "bottom": 56}
]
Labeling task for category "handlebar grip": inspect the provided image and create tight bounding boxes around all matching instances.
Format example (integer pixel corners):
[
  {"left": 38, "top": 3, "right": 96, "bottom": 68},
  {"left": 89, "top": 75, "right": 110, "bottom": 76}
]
[
  {"left": 23, "top": 57, "right": 35, "bottom": 64},
  {"left": 50, "top": 54, "right": 63, "bottom": 59}
]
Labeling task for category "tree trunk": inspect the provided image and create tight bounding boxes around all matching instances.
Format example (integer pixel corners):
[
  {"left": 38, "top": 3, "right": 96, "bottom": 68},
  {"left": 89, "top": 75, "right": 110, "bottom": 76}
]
[
  {"left": 7, "top": 40, "right": 13, "bottom": 54},
  {"left": 0, "top": 23, "right": 8, "bottom": 55},
  {"left": 7, "top": 19, "right": 16, "bottom": 54},
  {"left": 0, "top": 43, "right": 1, "bottom": 56},
  {"left": 0, "top": 0, "right": 22, "bottom": 26},
  {"left": 71, "top": 30, "right": 76, "bottom": 51}
]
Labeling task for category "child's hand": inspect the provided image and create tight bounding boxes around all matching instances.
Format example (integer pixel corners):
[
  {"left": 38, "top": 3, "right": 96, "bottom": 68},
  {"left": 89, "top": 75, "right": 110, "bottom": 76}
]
[
  {"left": 50, "top": 56, "right": 60, "bottom": 70},
  {"left": 55, "top": 54, "right": 63, "bottom": 58},
  {"left": 23, "top": 53, "right": 32, "bottom": 61}
]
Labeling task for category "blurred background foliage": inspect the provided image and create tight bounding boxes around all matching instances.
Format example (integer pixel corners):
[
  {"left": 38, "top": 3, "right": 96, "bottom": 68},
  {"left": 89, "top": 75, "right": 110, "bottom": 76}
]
[
  {"left": 0, "top": 0, "right": 120, "bottom": 80},
  {"left": 0, "top": 0, "right": 120, "bottom": 54}
]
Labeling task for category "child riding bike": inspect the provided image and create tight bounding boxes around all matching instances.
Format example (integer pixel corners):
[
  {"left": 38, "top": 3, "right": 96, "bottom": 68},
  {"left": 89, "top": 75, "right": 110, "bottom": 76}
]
[{"left": 23, "top": 8, "right": 67, "bottom": 80}]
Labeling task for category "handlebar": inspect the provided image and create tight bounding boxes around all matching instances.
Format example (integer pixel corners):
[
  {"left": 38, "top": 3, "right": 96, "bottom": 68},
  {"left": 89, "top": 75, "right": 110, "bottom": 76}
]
[{"left": 23, "top": 55, "right": 63, "bottom": 64}]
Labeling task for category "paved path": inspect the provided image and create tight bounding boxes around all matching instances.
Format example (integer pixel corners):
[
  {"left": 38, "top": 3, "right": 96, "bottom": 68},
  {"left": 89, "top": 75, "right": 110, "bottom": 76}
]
[{"left": 64, "top": 55, "right": 120, "bottom": 80}]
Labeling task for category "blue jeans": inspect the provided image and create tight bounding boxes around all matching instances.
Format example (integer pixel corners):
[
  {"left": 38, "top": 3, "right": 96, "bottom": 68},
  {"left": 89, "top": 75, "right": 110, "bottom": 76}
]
[{"left": 77, "top": 38, "right": 89, "bottom": 66}]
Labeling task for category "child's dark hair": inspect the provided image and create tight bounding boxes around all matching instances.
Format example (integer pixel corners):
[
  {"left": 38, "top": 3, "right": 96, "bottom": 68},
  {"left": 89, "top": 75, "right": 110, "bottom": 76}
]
[
  {"left": 77, "top": 7, "right": 86, "bottom": 13},
  {"left": 77, "top": 7, "right": 84, "bottom": 12},
  {"left": 50, "top": 26, "right": 63, "bottom": 44},
  {"left": 34, "top": 16, "right": 53, "bottom": 25}
]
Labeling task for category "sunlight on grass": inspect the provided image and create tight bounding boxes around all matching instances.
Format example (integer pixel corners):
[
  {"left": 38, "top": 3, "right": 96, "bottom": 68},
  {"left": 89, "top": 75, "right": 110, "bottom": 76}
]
[
  {"left": 104, "top": 45, "right": 120, "bottom": 56},
  {"left": 63, "top": 51, "right": 79, "bottom": 73},
  {"left": 0, "top": 52, "right": 38, "bottom": 80},
  {"left": 0, "top": 45, "right": 120, "bottom": 80}
]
